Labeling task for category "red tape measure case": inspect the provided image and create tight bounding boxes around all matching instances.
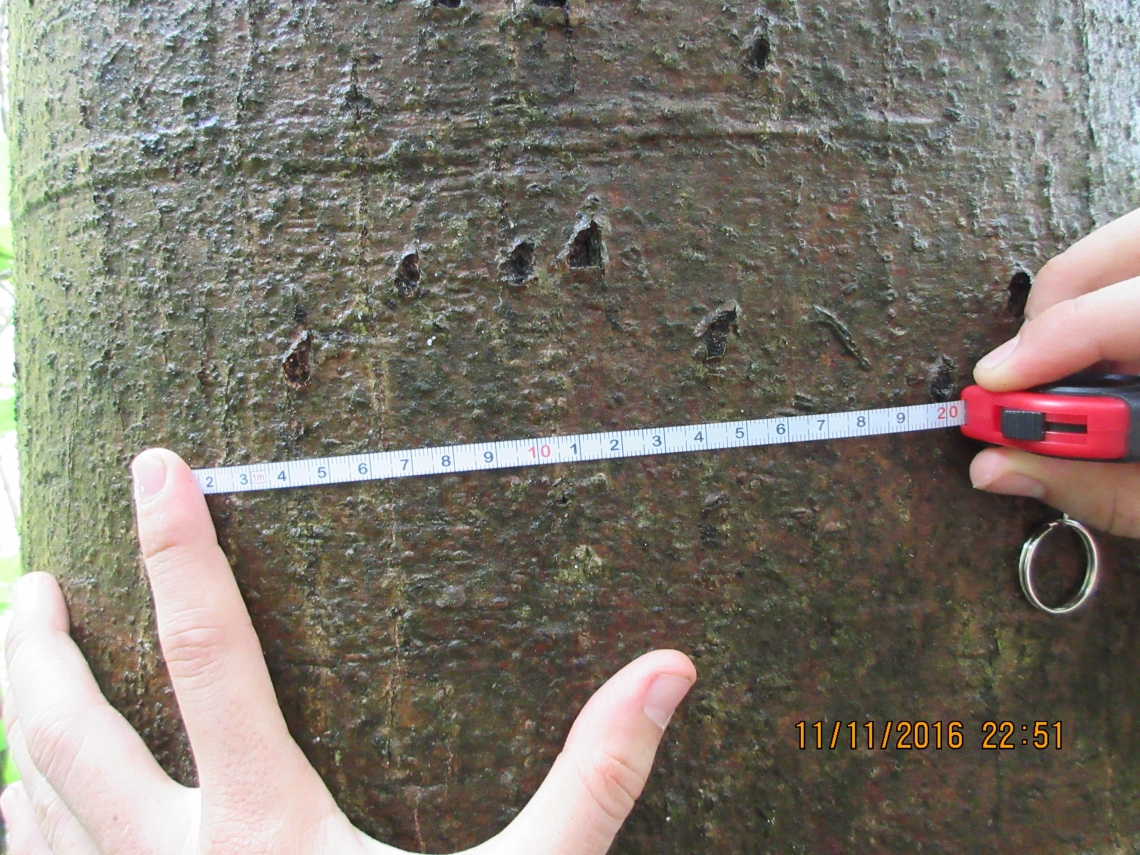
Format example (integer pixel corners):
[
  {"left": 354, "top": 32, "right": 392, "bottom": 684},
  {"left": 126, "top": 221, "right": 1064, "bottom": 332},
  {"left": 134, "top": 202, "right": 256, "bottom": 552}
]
[{"left": 961, "top": 374, "right": 1140, "bottom": 462}]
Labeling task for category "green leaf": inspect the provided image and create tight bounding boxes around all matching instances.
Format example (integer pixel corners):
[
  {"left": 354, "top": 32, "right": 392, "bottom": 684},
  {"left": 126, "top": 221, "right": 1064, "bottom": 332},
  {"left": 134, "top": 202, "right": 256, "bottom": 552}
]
[
  {"left": 0, "top": 127, "right": 11, "bottom": 273},
  {"left": 1, "top": 741, "right": 20, "bottom": 784},
  {"left": 0, "top": 224, "right": 12, "bottom": 266},
  {"left": 0, "top": 397, "right": 13, "bottom": 434},
  {"left": 0, "top": 556, "right": 21, "bottom": 612},
  {"left": 0, "top": 554, "right": 19, "bottom": 585}
]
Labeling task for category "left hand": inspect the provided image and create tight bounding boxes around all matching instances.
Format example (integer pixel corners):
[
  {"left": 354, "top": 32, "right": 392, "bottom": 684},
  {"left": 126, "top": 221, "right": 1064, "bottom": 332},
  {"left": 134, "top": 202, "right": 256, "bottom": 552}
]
[{"left": 1, "top": 448, "right": 696, "bottom": 854}]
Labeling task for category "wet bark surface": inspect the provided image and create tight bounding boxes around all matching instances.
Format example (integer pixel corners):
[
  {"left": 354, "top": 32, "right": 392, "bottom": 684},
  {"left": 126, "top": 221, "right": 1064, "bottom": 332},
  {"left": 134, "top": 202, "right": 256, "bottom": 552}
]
[{"left": 11, "top": 1, "right": 1140, "bottom": 851}]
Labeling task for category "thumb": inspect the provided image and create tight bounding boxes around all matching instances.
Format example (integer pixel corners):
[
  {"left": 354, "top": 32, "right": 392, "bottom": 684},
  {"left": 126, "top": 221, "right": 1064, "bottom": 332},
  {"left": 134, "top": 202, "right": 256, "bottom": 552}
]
[
  {"left": 971, "top": 448, "right": 1140, "bottom": 538},
  {"left": 491, "top": 650, "right": 696, "bottom": 855},
  {"left": 972, "top": 276, "right": 1140, "bottom": 392}
]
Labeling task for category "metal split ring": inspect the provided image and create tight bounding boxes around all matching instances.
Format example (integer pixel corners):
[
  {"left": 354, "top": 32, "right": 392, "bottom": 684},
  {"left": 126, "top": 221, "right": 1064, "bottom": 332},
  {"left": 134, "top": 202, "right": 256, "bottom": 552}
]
[{"left": 1019, "top": 515, "right": 1100, "bottom": 615}]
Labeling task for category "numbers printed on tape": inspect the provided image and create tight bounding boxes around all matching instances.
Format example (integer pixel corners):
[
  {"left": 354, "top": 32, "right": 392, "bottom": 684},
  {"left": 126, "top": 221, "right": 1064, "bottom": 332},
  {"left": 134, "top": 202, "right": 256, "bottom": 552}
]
[{"left": 192, "top": 401, "right": 968, "bottom": 495}]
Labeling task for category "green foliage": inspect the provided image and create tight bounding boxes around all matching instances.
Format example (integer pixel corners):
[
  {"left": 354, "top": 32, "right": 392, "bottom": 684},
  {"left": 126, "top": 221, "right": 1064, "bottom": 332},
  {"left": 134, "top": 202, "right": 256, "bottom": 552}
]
[
  {"left": 0, "top": 550, "right": 18, "bottom": 783},
  {"left": 0, "top": 553, "right": 19, "bottom": 607},
  {"left": 0, "top": 549, "right": 18, "bottom": 784},
  {"left": 0, "top": 396, "right": 13, "bottom": 434},
  {"left": 0, "top": 125, "right": 10, "bottom": 275},
  {"left": 0, "top": 226, "right": 11, "bottom": 272},
  {"left": 0, "top": 722, "right": 16, "bottom": 784},
  {"left": 0, "top": 113, "right": 20, "bottom": 787}
]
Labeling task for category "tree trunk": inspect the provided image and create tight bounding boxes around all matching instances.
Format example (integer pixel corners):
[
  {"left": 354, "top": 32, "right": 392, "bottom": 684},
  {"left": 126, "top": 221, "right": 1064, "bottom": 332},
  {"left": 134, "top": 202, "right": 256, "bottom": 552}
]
[{"left": 11, "top": 0, "right": 1140, "bottom": 851}]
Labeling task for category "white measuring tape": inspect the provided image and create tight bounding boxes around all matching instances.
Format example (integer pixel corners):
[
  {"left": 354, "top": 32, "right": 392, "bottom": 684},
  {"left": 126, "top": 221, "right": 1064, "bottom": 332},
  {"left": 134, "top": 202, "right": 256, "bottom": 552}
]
[{"left": 193, "top": 401, "right": 967, "bottom": 495}]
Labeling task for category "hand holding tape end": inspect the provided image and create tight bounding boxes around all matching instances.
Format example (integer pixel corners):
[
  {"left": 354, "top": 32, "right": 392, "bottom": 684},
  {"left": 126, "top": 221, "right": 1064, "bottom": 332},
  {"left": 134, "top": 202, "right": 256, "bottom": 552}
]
[{"left": 965, "top": 207, "right": 1140, "bottom": 612}]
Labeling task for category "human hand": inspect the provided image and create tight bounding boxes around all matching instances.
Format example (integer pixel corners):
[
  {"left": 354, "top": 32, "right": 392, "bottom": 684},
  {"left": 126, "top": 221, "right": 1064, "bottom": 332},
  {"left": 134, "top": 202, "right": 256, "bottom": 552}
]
[
  {"left": 971, "top": 207, "right": 1140, "bottom": 538},
  {"left": 1, "top": 448, "right": 697, "bottom": 854}
]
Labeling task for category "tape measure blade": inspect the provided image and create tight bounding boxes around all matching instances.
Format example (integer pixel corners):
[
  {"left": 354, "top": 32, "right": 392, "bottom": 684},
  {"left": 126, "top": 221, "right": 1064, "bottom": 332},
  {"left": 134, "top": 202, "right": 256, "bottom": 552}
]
[
  {"left": 322, "top": 455, "right": 354, "bottom": 484},
  {"left": 236, "top": 466, "right": 257, "bottom": 492},
  {"left": 728, "top": 421, "right": 749, "bottom": 447},
  {"left": 472, "top": 442, "right": 496, "bottom": 472},
  {"left": 752, "top": 417, "right": 780, "bottom": 446},
  {"left": 607, "top": 432, "right": 626, "bottom": 459},
  {"left": 551, "top": 437, "right": 579, "bottom": 465},
  {"left": 195, "top": 468, "right": 221, "bottom": 495},
  {"left": 702, "top": 422, "right": 726, "bottom": 450},
  {"left": 631, "top": 427, "right": 663, "bottom": 459},
  {"left": 305, "top": 457, "right": 330, "bottom": 488},
  {"left": 478, "top": 444, "right": 506, "bottom": 471},
  {"left": 563, "top": 434, "right": 594, "bottom": 462},
  {"left": 188, "top": 399, "right": 967, "bottom": 495}
]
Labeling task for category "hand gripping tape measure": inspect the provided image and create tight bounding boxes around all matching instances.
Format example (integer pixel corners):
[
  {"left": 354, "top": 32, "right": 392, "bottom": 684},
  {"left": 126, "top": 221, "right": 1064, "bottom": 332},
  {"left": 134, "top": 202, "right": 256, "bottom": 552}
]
[{"left": 947, "top": 372, "right": 1139, "bottom": 616}]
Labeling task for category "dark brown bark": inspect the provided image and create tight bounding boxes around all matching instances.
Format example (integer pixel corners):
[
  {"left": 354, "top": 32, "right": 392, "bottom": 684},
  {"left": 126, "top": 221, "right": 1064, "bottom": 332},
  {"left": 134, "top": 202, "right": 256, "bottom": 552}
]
[{"left": 11, "top": 1, "right": 1140, "bottom": 851}]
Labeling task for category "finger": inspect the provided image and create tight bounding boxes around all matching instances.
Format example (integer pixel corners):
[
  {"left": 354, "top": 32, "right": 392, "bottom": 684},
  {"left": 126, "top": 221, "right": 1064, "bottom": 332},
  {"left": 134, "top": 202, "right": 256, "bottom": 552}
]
[
  {"left": 1026, "top": 207, "right": 1140, "bottom": 317},
  {"left": 491, "top": 650, "right": 696, "bottom": 855},
  {"left": 971, "top": 448, "right": 1140, "bottom": 538},
  {"left": 1, "top": 782, "right": 55, "bottom": 855},
  {"left": 132, "top": 449, "right": 332, "bottom": 813},
  {"left": 973, "top": 275, "right": 1140, "bottom": 392},
  {"left": 4, "top": 721, "right": 100, "bottom": 855},
  {"left": 4, "top": 572, "right": 188, "bottom": 852}
]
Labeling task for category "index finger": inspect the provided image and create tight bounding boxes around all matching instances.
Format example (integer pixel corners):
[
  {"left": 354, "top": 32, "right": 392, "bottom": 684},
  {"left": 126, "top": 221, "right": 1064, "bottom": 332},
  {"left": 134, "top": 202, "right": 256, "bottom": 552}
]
[
  {"left": 132, "top": 449, "right": 328, "bottom": 810},
  {"left": 973, "top": 274, "right": 1140, "bottom": 391},
  {"left": 1026, "top": 208, "right": 1140, "bottom": 317}
]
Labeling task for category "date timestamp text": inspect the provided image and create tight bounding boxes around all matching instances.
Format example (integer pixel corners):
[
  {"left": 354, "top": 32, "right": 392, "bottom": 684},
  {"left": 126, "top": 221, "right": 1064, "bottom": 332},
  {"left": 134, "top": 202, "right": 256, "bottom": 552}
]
[{"left": 795, "top": 721, "right": 1063, "bottom": 750}]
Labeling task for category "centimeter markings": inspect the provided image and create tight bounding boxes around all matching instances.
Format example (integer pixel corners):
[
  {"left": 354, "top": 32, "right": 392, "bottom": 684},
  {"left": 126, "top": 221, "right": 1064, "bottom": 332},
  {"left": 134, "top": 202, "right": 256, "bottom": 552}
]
[{"left": 193, "top": 401, "right": 968, "bottom": 496}]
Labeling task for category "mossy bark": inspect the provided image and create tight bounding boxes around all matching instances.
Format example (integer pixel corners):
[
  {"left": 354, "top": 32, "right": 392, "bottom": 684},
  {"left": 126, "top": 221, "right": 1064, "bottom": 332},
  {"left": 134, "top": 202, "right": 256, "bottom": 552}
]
[{"left": 11, "top": 1, "right": 1140, "bottom": 851}]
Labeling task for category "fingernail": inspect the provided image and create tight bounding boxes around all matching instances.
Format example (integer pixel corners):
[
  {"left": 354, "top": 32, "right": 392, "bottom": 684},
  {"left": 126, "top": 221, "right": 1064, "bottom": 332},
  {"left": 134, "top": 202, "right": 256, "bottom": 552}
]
[
  {"left": 131, "top": 452, "right": 168, "bottom": 504},
  {"left": 975, "top": 472, "right": 1047, "bottom": 501},
  {"left": 977, "top": 335, "right": 1021, "bottom": 371},
  {"left": 644, "top": 674, "right": 693, "bottom": 729}
]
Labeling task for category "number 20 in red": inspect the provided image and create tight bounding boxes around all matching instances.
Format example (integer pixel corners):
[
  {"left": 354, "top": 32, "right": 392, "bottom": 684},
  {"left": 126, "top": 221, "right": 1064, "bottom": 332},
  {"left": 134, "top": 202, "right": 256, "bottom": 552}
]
[{"left": 937, "top": 404, "right": 961, "bottom": 420}]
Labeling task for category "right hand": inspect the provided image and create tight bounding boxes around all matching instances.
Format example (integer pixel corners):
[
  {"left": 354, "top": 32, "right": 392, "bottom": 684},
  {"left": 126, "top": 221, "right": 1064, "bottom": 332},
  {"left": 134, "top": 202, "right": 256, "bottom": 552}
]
[{"left": 970, "top": 207, "right": 1140, "bottom": 538}]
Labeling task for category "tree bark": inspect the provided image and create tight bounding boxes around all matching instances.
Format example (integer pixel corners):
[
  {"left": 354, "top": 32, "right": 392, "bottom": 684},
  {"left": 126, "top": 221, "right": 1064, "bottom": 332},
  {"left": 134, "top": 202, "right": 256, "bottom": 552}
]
[{"left": 11, "top": 0, "right": 1140, "bottom": 851}]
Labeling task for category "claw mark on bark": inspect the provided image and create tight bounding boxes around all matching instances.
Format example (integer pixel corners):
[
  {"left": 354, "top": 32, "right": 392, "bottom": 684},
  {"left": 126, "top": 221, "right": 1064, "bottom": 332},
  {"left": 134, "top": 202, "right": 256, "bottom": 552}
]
[
  {"left": 567, "top": 220, "right": 605, "bottom": 269},
  {"left": 395, "top": 250, "right": 421, "bottom": 298},
  {"left": 383, "top": 512, "right": 407, "bottom": 764},
  {"left": 282, "top": 331, "right": 313, "bottom": 388},
  {"left": 503, "top": 240, "right": 536, "bottom": 285},
  {"left": 747, "top": 34, "right": 771, "bottom": 71},
  {"left": 927, "top": 354, "right": 957, "bottom": 402},
  {"left": 529, "top": 0, "right": 574, "bottom": 43},
  {"left": 364, "top": 349, "right": 392, "bottom": 445},
  {"left": 412, "top": 789, "right": 426, "bottom": 853},
  {"left": 813, "top": 306, "right": 871, "bottom": 370},
  {"left": 694, "top": 300, "right": 742, "bottom": 361},
  {"left": 1007, "top": 269, "right": 1032, "bottom": 318},
  {"left": 745, "top": 18, "right": 772, "bottom": 72},
  {"left": 702, "top": 491, "right": 730, "bottom": 516}
]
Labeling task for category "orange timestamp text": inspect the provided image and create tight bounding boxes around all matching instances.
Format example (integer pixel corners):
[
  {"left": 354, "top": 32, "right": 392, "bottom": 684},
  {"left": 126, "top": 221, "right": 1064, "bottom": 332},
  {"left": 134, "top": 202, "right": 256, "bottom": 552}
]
[{"left": 796, "top": 720, "right": 1063, "bottom": 750}]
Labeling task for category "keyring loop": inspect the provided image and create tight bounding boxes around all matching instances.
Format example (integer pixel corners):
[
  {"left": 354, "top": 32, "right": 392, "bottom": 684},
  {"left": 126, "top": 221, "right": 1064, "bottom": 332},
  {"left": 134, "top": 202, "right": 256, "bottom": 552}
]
[{"left": 1018, "top": 515, "right": 1100, "bottom": 615}]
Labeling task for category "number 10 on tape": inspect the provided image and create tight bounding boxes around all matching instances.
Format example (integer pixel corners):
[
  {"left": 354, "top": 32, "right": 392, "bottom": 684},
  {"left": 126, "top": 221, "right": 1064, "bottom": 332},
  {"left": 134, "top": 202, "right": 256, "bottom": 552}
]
[{"left": 194, "top": 402, "right": 965, "bottom": 496}]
